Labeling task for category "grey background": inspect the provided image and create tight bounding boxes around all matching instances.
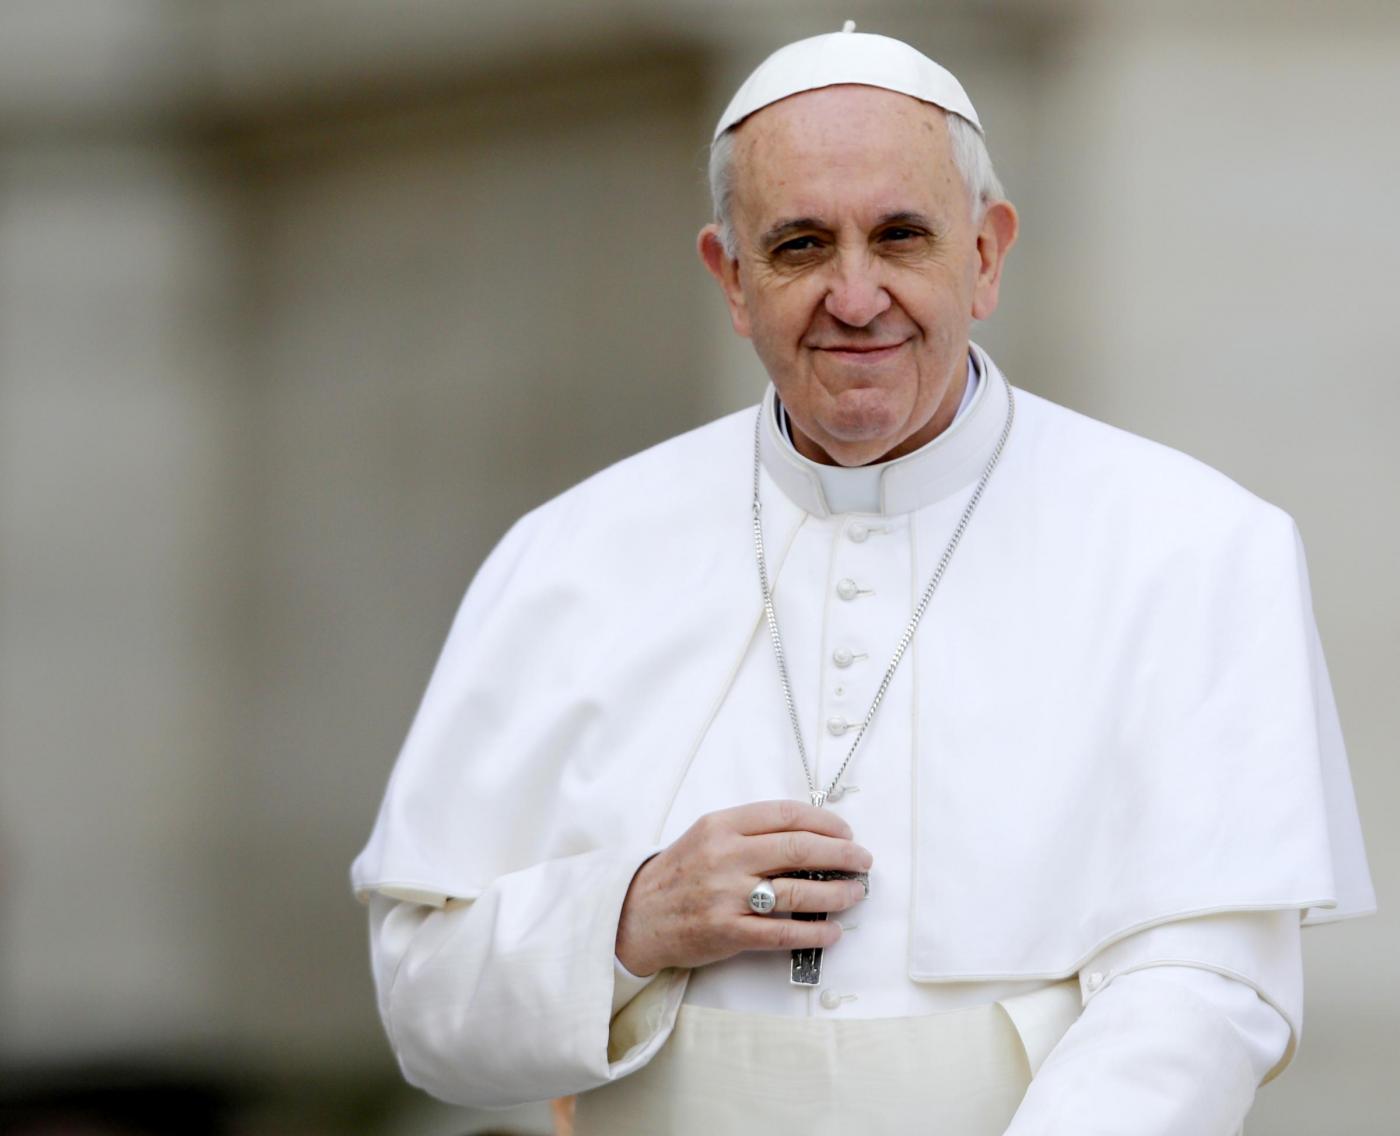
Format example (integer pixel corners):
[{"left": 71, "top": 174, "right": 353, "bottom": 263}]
[{"left": 1, "top": 1, "right": 1394, "bottom": 1132}]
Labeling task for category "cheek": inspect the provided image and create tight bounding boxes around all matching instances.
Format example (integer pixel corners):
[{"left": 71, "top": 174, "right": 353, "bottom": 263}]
[
  {"left": 744, "top": 272, "right": 824, "bottom": 344},
  {"left": 907, "top": 277, "right": 972, "bottom": 339}
]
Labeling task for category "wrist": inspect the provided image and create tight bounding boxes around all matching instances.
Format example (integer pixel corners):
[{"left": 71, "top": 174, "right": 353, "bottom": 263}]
[{"left": 615, "top": 856, "right": 665, "bottom": 976}]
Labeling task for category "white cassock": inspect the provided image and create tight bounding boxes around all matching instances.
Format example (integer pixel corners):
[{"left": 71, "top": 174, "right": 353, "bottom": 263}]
[{"left": 352, "top": 345, "right": 1374, "bottom": 1134}]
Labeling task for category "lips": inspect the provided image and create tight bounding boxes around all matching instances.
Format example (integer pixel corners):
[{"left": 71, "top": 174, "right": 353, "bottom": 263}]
[{"left": 815, "top": 340, "right": 907, "bottom": 362}]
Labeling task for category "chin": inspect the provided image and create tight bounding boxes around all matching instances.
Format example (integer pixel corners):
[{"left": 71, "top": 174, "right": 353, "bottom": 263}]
[
  {"left": 815, "top": 423, "right": 907, "bottom": 466},
  {"left": 820, "top": 403, "right": 905, "bottom": 450}
]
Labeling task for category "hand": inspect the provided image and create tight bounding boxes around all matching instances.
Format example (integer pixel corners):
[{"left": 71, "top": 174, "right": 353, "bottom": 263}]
[{"left": 614, "top": 799, "right": 872, "bottom": 977}]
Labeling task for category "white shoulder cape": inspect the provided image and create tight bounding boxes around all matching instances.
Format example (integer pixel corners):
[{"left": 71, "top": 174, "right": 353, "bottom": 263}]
[{"left": 352, "top": 364, "right": 1374, "bottom": 979}]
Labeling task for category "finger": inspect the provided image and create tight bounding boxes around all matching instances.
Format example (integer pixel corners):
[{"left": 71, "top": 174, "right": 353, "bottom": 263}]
[
  {"left": 744, "top": 830, "right": 873, "bottom": 875},
  {"left": 765, "top": 876, "right": 867, "bottom": 915},
  {"left": 724, "top": 799, "right": 854, "bottom": 840},
  {"left": 739, "top": 913, "right": 844, "bottom": 953}
]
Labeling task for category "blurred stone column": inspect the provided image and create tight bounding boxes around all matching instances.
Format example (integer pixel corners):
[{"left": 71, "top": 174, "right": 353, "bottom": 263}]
[{"left": 0, "top": 2, "right": 239, "bottom": 1060}]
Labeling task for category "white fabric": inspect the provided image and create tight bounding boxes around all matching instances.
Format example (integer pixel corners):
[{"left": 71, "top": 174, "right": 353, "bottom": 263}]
[
  {"left": 351, "top": 346, "right": 1374, "bottom": 969},
  {"left": 1006, "top": 968, "right": 1269, "bottom": 1136},
  {"left": 714, "top": 25, "right": 983, "bottom": 139},
  {"left": 367, "top": 850, "right": 682, "bottom": 1107},
  {"left": 612, "top": 955, "right": 657, "bottom": 1017},
  {"left": 572, "top": 987, "right": 1072, "bottom": 1135},
  {"left": 1074, "top": 909, "right": 1302, "bottom": 1082}
]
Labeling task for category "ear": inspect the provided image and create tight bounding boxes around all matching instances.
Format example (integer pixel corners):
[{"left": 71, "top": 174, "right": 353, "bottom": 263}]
[
  {"left": 698, "top": 223, "right": 751, "bottom": 338},
  {"left": 970, "top": 199, "right": 1019, "bottom": 321}
]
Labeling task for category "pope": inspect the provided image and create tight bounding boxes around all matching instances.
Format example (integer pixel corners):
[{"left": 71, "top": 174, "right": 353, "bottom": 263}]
[{"left": 352, "top": 23, "right": 1374, "bottom": 1135}]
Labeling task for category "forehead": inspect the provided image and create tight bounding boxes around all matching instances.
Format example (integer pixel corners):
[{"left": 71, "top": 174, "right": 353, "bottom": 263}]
[{"left": 730, "top": 85, "right": 963, "bottom": 224}]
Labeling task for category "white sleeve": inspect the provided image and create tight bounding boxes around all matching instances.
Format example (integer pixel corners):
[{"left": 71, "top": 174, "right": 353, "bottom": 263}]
[
  {"left": 367, "top": 846, "right": 686, "bottom": 1108},
  {"left": 1003, "top": 910, "right": 1300, "bottom": 1136}
]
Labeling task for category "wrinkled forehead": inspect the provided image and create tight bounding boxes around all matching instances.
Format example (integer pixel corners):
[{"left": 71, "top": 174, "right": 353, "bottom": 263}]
[
  {"left": 733, "top": 83, "right": 950, "bottom": 154},
  {"left": 728, "top": 86, "right": 962, "bottom": 219}
]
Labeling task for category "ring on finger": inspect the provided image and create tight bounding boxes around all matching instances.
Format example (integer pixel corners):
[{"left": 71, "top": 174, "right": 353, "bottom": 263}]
[{"left": 747, "top": 878, "right": 777, "bottom": 915}]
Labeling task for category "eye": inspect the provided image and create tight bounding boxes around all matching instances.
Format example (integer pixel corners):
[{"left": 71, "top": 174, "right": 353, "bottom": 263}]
[
  {"left": 879, "top": 226, "right": 923, "bottom": 243},
  {"left": 773, "top": 235, "right": 824, "bottom": 255}
]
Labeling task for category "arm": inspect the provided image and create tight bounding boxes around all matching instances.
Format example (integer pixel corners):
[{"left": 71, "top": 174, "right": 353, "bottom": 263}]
[
  {"left": 1003, "top": 910, "right": 1301, "bottom": 1136},
  {"left": 368, "top": 801, "right": 870, "bottom": 1108},
  {"left": 369, "top": 845, "right": 686, "bottom": 1108}
]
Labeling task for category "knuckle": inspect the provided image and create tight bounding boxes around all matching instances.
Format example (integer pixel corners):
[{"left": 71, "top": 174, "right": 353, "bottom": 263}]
[{"left": 775, "top": 799, "right": 802, "bottom": 829}]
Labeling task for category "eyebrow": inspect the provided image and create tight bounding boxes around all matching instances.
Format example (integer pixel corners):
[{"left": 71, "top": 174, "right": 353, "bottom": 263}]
[
  {"left": 758, "top": 211, "right": 940, "bottom": 249},
  {"left": 877, "top": 211, "right": 937, "bottom": 231},
  {"left": 759, "top": 217, "right": 827, "bottom": 248}
]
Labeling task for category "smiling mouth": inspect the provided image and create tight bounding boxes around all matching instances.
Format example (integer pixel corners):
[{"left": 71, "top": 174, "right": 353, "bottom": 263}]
[{"left": 815, "top": 340, "right": 908, "bottom": 362}]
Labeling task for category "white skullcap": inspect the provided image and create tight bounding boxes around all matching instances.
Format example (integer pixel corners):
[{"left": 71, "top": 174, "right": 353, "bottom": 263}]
[{"left": 713, "top": 20, "right": 982, "bottom": 141}]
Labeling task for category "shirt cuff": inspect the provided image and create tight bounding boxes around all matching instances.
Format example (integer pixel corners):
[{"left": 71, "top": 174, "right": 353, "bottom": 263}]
[{"left": 611, "top": 954, "right": 661, "bottom": 1016}]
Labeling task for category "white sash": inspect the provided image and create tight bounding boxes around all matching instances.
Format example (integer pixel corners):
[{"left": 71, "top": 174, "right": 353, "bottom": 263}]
[{"left": 575, "top": 981, "right": 1080, "bottom": 1136}]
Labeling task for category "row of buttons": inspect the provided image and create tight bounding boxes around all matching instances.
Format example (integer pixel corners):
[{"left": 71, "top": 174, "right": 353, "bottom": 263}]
[{"left": 812, "top": 522, "right": 884, "bottom": 1016}]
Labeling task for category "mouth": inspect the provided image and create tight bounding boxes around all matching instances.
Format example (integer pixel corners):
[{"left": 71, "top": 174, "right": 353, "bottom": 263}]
[{"left": 813, "top": 339, "right": 909, "bottom": 364}]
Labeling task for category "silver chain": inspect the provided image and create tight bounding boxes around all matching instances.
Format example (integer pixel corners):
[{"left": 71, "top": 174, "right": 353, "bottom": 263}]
[{"left": 751, "top": 375, "right": 1016, "bottom": 808}]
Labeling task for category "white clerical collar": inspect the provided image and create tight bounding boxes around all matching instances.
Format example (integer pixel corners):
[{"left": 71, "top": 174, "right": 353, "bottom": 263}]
[{"left": 761, "top": 343, "right": 1010, "bottom": 516}]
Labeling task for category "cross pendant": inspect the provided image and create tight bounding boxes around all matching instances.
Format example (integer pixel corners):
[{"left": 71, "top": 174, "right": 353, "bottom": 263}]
[
  {"left": 778, "top": 869, "right": 870, "bottom": 986},
  {"left": 789, "top": 910, "right": 826, "bottom": 984}
]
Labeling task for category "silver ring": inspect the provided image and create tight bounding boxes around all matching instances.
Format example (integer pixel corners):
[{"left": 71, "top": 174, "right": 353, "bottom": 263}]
[{"left": 747, "top": 879, "right": 777, "bottom": 915}]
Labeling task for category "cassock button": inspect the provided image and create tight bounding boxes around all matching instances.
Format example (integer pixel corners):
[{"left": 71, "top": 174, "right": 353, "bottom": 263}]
[
  {"left": 827, "top": 716, "right": 850, "bottom": 736},
  {"left": 1086, "top": 971, "right": 1105, "bottom": 992},
  {"left": 832, "top": 647, "right": 854, "bottom": 668},
  {"left": 836, "top": 578, "right": 859, "bottom": 601},
  {"left": 819, "top": 990, "right": 843, "bottom": 1010},
  {"left": 847, "top": 522, "right": 870, "bottom": 543}
]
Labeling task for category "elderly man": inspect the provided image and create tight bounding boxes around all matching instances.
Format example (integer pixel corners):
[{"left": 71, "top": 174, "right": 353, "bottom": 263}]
[{"left": 352, "top": 25, "right": 1373, "bottom": 1135}]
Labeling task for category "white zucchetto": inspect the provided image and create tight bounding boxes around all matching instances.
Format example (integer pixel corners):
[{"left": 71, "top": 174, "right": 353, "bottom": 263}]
[{"left": 713, "top": 20, "right": 983, "bottom": 140}]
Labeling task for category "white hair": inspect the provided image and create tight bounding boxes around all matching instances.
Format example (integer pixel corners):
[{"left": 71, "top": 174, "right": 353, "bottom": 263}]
[{"left": 708, "top": 109, "right": 1005, "bottom": 257}]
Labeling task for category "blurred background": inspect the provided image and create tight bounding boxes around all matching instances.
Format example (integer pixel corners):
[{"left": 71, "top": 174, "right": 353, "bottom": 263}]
[{"left": 0, "top": 1, "right": 1395, "bottom": 1133}]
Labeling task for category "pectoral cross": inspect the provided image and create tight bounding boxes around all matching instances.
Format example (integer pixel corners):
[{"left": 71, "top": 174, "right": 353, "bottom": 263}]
[{"left": 778, "top": 868, "right": 870, "bottom": 985}]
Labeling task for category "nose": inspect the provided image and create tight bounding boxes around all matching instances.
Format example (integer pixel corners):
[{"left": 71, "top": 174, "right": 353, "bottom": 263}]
[{"left": 823, "top": 254, "right": 892, "bottom": 328}]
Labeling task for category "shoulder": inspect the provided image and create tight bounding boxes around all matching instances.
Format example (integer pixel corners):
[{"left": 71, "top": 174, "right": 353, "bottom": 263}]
[
  {"left": 1002, "top": 386, "right": 1304, "bottom": 591},
  {"left": 484, "top": 405, "right": 756, "bottom": 576},
  {"left": 551, "top": 405, "right": 755, "bottom": 518},
  {"left": 1014, "top": 387, "right": 1294, "bottom": 530}
]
